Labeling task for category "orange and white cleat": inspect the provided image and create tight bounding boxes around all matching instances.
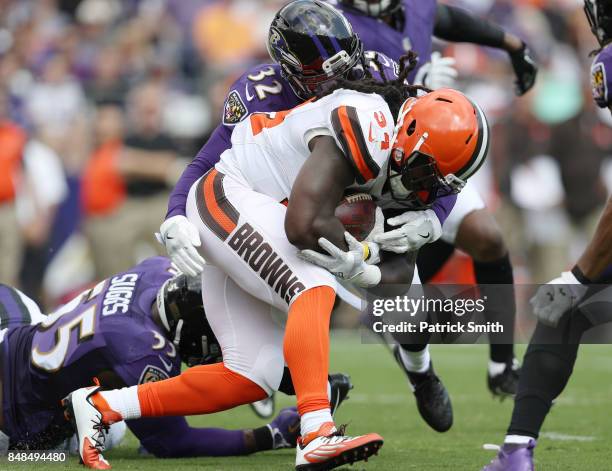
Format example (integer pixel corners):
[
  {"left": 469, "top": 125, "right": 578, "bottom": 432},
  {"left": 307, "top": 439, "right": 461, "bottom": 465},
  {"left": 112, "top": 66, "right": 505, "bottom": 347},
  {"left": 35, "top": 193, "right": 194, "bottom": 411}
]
[
  {"left": 62, "top": 385, "right": 123, "bottom": 469},
  {"left": 295, "top": 422, "right": 383, "bottom": 470}
]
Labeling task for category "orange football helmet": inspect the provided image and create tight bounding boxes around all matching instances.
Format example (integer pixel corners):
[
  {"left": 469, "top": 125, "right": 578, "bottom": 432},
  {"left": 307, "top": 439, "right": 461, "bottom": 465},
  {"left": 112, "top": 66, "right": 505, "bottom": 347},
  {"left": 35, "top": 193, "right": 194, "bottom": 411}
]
[{"left": 388, "top": 88, "right": 490, "bottom": 208}]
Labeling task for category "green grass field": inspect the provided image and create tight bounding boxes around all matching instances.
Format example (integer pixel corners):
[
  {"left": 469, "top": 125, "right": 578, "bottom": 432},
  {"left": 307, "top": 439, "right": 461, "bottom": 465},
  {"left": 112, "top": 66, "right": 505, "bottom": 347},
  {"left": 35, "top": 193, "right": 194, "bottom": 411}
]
[{"left": 6, "top": 332, "right": 612, "bottom": 470}]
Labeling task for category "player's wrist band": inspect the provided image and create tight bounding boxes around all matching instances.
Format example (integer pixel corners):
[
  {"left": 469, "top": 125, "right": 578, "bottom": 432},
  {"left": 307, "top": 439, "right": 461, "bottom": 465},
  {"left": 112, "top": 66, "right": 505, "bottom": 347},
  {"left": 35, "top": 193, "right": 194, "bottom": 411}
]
[
  {"left": 361, "top": 242, "right": 370, "bottom": 261},
  {"left": 571, "top": 265, "right": 592, "bottom": 284}
]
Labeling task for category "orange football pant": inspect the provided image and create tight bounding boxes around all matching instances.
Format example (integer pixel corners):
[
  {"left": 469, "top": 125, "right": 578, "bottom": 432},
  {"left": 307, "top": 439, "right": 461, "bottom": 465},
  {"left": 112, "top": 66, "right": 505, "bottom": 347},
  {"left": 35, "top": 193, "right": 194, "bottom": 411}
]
[{"left": 136, "top": 363, "right": 267, "bottom": 417}]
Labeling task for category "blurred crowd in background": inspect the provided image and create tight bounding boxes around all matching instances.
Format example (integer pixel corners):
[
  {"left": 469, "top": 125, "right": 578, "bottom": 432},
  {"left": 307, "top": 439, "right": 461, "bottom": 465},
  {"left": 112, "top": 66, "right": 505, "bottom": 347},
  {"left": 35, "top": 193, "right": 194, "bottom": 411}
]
[{"left": 0, "top": 0, "right": 610, "bottom": 311}]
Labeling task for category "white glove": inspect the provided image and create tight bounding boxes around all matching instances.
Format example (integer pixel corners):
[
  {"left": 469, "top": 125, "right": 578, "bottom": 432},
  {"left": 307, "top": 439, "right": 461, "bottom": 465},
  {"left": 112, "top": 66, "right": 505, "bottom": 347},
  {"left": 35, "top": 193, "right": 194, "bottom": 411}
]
[
  {"left": 530, "top": 271, "right": 588, "bottom": 327},
  {"left": 299, "top": 232, "right": 381, "bottom": 288},
  {"left": 156, "top": 215, "right": 206, "bottom": 277},
  {"left": 374, "top": 209, "right": 442, "bottom": 254},
  {"left": 414, "top": 52, "right": 458, "bottom": 90}
]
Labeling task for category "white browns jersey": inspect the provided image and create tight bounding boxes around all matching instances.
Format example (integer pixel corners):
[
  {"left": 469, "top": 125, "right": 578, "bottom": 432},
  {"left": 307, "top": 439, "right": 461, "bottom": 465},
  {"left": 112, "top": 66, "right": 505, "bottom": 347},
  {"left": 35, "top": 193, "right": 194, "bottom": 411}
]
[{"left": 215, "top": 89, "right": 396, "bottom": 201}]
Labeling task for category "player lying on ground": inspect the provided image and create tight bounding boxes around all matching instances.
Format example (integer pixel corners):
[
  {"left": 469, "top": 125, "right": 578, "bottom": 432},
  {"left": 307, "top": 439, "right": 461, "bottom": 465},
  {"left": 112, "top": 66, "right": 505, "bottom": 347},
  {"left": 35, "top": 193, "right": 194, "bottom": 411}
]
[
  {"left": 0, "top": 257, "right": 308, "bottom": 457},
  {"left": 64, "top": 42, "right": 489, "bottom": 471},
  {"left": 482, "top": 2, "right": 612, "bottom": 469},
  {"left": 159, "top": 0, "right": 457, "bottom": 433},
  {"left": 331, "top": 0, "right": 538, "bottom": 398}
]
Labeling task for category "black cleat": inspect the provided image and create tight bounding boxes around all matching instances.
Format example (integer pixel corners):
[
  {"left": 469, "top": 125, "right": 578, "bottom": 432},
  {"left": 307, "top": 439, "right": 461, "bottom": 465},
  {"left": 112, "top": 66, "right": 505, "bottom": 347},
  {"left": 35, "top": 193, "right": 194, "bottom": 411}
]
[
  {"left": 329, "top": 373, "right": 353, "bottom": 415},
  {"left": 488, "top": 360, "right": 520, "bottom": 400},
  {"left": 393, "top": 346, "right": 453, "bottom": 432}
]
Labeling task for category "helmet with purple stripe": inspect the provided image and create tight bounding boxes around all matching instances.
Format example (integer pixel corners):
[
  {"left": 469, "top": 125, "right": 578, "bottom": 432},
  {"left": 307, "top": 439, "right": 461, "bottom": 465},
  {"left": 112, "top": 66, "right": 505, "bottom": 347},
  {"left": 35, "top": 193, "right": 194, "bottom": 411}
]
[{"left": 267, "top": 0, "right": 365, "bottom": 99}]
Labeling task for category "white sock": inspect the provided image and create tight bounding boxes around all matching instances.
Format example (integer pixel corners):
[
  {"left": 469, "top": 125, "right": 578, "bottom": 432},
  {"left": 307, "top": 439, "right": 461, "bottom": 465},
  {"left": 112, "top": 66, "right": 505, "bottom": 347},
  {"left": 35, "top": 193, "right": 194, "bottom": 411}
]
[
  {"left": 99, "top": 386, "right": 141, "bottom": 420},
  {"left": 488, "top": 360, "right": 507, "bottom": 377},
  {"left": 399, "top": 345, "right": 430, "bottom": 373},
  {"left": 504, "top": 435, "right": 533, "bottom": 445},
  {"left": 301, "top": 408, "right": 333, "bottom": 437}
]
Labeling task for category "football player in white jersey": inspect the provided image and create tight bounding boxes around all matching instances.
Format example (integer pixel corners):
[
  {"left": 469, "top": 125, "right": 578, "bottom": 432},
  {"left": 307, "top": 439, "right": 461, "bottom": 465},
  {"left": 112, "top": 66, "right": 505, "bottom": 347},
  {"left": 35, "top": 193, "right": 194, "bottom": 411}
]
[{"left": 65, "top": 60, "right": 489, "bottom": 470}]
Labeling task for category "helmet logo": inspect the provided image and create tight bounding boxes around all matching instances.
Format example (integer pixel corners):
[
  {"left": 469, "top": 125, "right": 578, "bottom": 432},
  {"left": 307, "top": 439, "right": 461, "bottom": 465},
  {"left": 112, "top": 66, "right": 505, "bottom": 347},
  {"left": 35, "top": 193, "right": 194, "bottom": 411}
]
[{"left": 269, "top": 29, "right": 281, "bottom": 47}]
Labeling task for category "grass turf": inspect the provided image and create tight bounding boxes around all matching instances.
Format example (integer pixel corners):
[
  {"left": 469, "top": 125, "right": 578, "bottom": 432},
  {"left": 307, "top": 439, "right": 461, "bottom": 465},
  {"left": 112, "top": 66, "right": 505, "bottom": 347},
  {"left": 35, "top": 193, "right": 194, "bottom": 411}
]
[{"left": 6, "top": 332, "right": 612, "bottom": 470}]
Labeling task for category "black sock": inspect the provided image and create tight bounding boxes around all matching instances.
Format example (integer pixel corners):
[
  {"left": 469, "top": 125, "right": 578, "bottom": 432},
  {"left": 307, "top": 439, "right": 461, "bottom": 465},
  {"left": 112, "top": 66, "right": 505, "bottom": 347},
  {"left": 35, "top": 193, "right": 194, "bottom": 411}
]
[
  {"left": 400, "top": 343, "right": 428, "bottom": 352},
  {"left": 507, "top": 313, "right": 590, "bottom": 438},
  {"left": 473, "top": 254, "right": 515, "bottom": 363},
  {"left": 416, "top": 239, "right": 455, "bottom": 283},
  {"left": 251, "top": 425, "right": 274, "bottom": 451}
]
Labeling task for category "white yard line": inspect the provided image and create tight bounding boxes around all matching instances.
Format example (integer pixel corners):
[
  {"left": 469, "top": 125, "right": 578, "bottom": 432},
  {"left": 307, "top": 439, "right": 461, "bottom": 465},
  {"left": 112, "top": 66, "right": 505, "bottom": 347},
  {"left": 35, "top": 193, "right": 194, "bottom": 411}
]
[{"left": 541, "top": 432, "right": 597, "bottom": 442}]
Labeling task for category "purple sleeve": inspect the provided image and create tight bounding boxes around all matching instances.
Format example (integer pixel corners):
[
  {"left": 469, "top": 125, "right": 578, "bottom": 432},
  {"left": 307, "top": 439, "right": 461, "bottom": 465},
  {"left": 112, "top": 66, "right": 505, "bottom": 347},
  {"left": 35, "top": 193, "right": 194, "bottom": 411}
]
[
  {"left": 166, "top": 124, "right": 232, "bottom": 218},
  {"left": 431, "top": 193, "right": 456, "bottom": 226},
  {"left": 591, "top": 46, "right": 612, "bottom": 109},
  {"left": 127, "top": 416, "right": 249, "bottom": 458}
]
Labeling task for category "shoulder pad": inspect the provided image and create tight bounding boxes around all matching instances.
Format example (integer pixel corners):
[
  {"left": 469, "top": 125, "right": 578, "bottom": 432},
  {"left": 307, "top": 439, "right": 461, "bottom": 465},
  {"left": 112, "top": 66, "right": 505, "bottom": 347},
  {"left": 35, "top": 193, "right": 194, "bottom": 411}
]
[{"left": 222, "top": 64, "right": 289, "bottom": 126}]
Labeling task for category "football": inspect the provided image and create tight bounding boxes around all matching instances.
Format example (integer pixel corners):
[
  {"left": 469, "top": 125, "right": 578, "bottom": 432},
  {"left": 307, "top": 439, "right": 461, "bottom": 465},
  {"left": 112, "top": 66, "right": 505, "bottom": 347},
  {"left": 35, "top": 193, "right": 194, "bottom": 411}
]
[{"left": 335, "top": 192, "right": 377, "bottom": 241}]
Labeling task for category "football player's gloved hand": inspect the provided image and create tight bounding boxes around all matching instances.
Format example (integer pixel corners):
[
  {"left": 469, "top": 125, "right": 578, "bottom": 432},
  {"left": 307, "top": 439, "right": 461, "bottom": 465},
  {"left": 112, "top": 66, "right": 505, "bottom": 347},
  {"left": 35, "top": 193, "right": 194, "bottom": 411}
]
[
  {"left": 299, "top": 232, "right": 381, "bottom": 288},
  {"left": 414, "top": 52, "right": 458, "bottom": 90},
  {"left": 156, "top": 215, "right": 205, "bottom": 277},
  {"left": 529, "top": 270, "right": 588, "bottom": 327},
  {"left": 509, "top": 42, "right": 538, "bottom": 96},
  {"left": 374, "top": 209, "right": 442, "bottom": 254}
]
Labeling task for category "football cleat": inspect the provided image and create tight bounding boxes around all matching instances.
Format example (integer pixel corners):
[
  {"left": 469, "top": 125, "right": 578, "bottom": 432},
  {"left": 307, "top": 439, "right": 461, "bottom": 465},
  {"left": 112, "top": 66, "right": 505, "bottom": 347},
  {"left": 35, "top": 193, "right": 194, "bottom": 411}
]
[
  {"left": 481, "top": 440, "right": 536, "bottom": 471},
  {"left": 488, "top": 360, "right": 521, "bottom": 400},
  {"left": 329, "top": 373, "right": 353, "bottom": 416},
  {"left": 296, "top": 422, "right": 383, "bottom": 470},
  {"left": 250, "top": 394, "right": 276, "bottom": 419},
  {"left": 62, "top": 385, "right": 123, "bottom": 469},
  {"left": 393, "top": 346, "right": 453, "bottom": 432},
  {"left": 269, "top": 407, "right": 300, "bottom": 449}
]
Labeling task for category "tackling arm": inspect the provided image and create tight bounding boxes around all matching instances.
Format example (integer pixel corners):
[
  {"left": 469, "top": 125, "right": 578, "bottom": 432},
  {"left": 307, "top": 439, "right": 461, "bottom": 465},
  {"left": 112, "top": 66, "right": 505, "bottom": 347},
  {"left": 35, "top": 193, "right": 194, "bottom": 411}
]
[
  {"left": 434, "top": 3, "right": 537, "bottom": 95},
  {"left": 166, "top": 124, "right": 231, "bottom": 218},
  {"left": 434, "top": 4, "right": 520, "bottom": 52}
]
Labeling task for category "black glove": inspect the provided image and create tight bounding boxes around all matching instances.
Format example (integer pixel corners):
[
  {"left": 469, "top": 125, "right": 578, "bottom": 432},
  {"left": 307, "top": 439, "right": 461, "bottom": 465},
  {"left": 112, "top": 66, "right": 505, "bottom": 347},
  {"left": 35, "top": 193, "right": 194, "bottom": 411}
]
[{"left": 509, "top": 43, "right": 538, "bottom": 96}]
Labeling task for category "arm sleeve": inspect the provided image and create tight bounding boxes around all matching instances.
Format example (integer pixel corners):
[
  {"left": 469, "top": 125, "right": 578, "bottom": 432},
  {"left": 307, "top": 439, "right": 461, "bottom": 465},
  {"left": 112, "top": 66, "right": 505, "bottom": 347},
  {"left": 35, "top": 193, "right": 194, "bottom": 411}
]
[
  {"left": 165, "top": 124, "right": 231, "bottom": 218},
  {"left": 127, "top": 416, "right": 249, "bottom": 458},
  {"left": 431, "top": 193, "right": 457, "bottom": 226},
  {"left": 434, "top": 4, "right": 505, "bottom": 48},
  {"left": 330, "top": 105, "right": 390, "bottom": 184}
]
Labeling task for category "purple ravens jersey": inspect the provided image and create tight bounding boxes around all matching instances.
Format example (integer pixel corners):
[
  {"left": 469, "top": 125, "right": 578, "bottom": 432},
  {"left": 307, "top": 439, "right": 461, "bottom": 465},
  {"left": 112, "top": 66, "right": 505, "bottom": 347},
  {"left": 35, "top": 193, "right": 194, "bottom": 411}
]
[
  {"left": 327, "top": 0, "right": 438, "bottom": 82},
  {"left": 591, "top": 44, "right": 612, "bottom": 108},
  {"left": 1, "top": 256, "right": 180, "bottom": 449}
]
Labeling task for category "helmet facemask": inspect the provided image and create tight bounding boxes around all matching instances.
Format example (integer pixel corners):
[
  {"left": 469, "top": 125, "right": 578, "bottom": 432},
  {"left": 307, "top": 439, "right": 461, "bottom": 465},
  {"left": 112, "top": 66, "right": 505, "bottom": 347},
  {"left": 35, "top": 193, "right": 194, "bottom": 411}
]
[
  {"left": 277, "top": 36, "right": 365, "bottom": 99},
  {"left": 388, "top": 149, "right": 465, "bottom": 209}
]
